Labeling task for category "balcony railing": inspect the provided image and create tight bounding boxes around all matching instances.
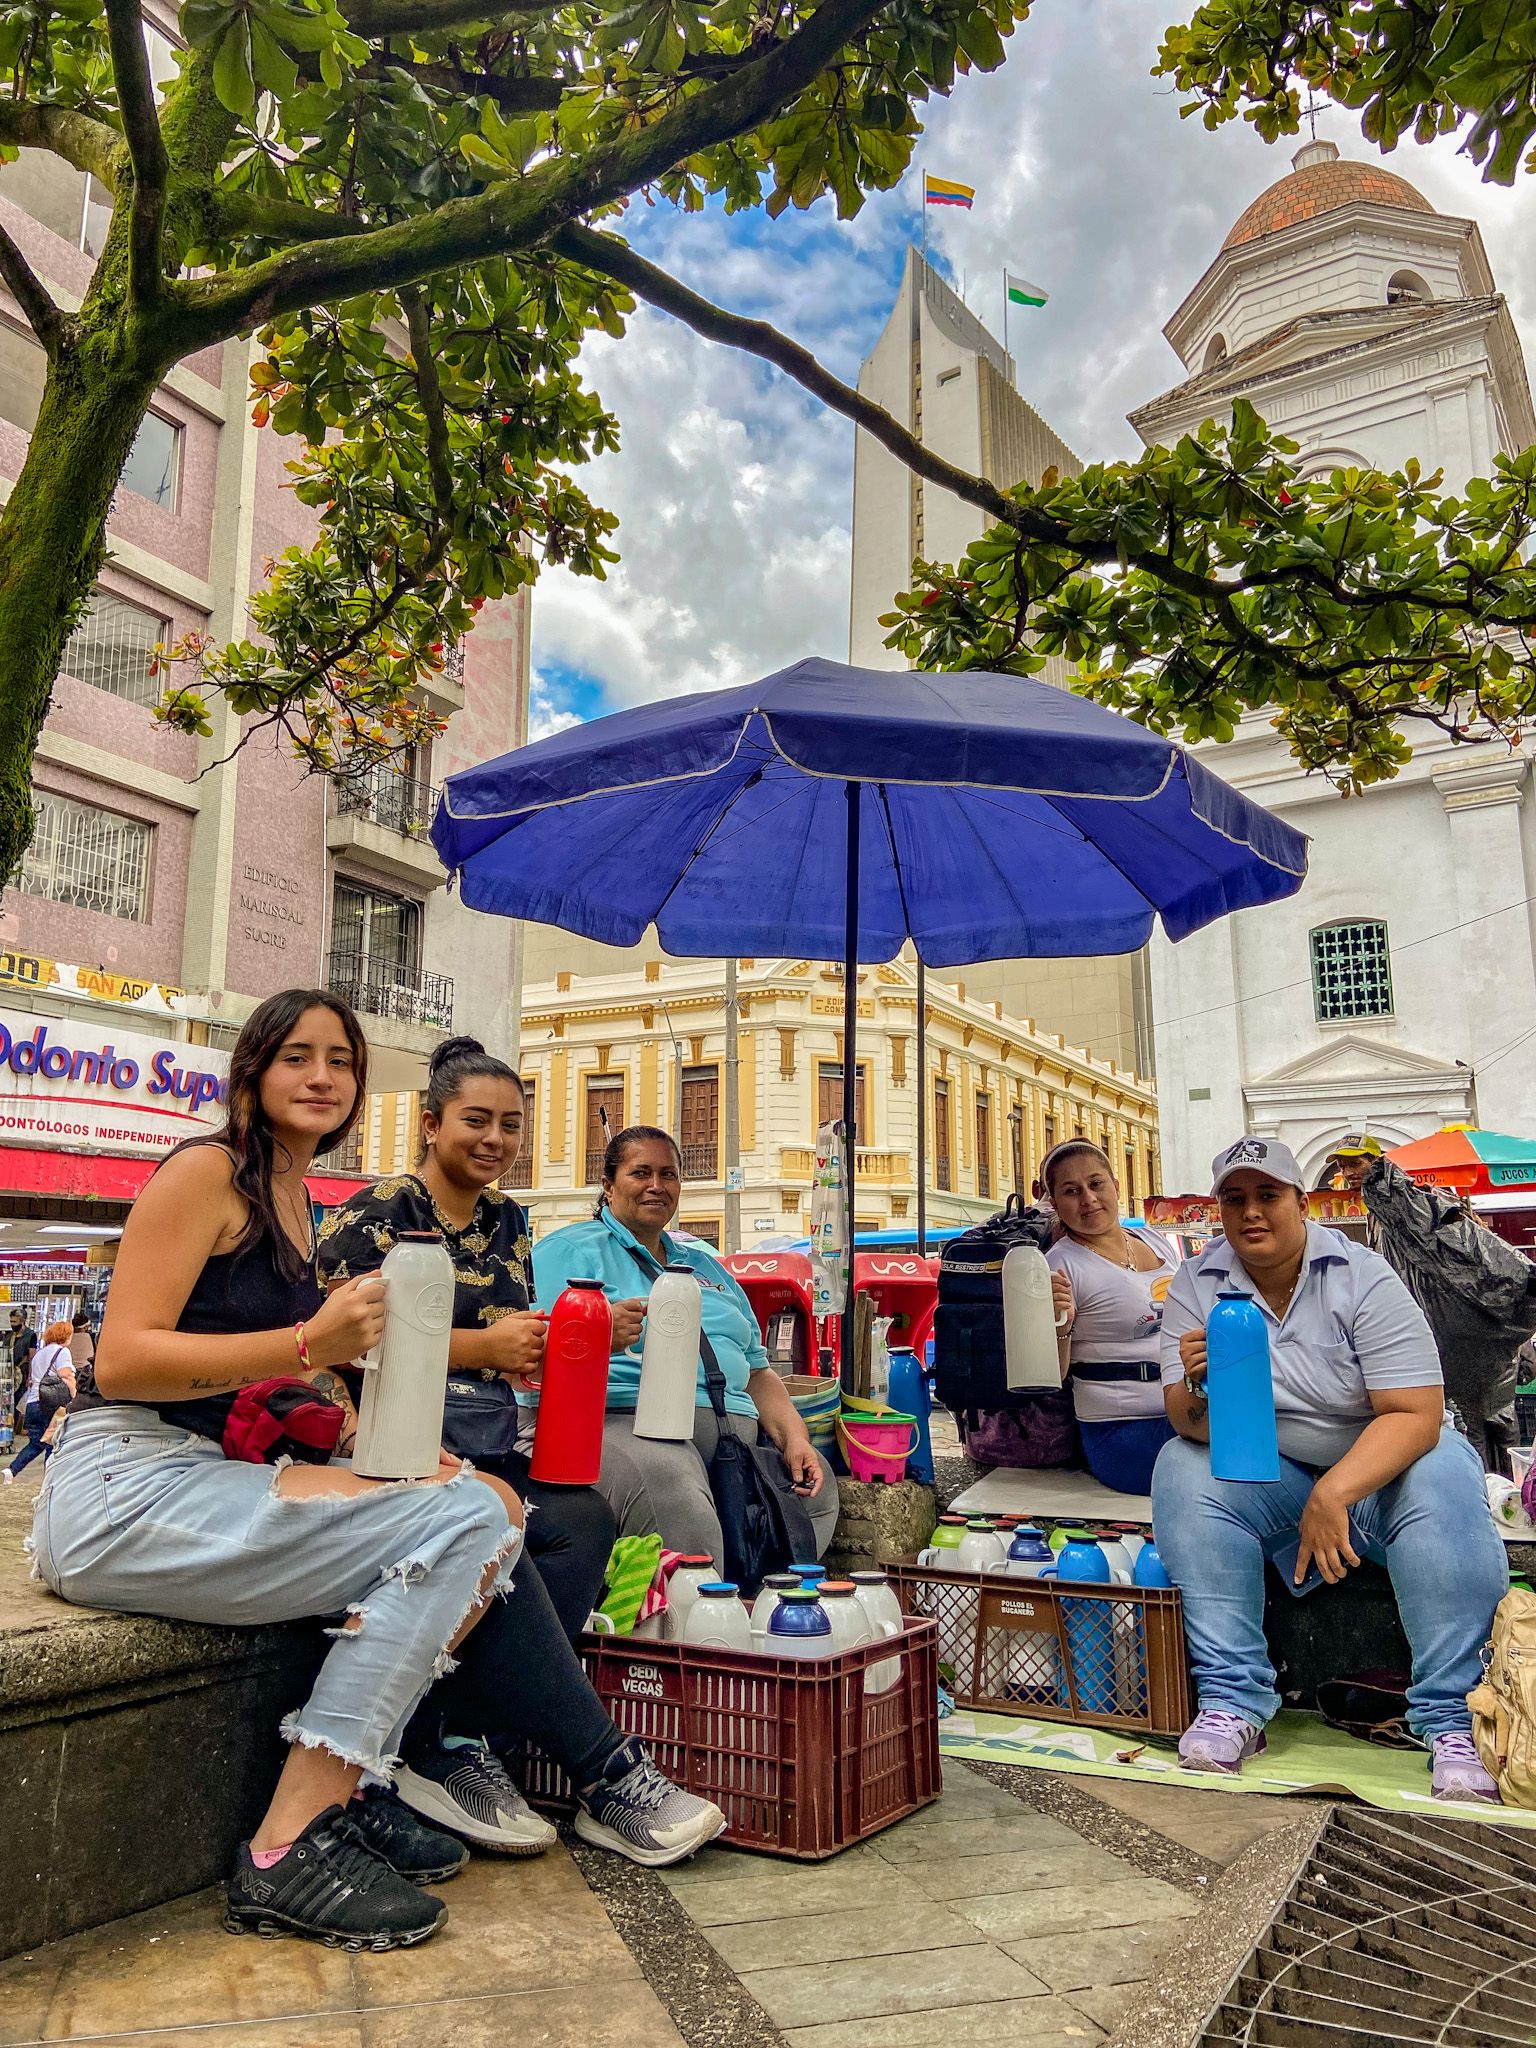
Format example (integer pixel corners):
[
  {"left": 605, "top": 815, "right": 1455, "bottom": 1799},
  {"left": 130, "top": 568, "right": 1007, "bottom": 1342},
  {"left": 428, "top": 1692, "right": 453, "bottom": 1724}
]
[
  {"left": 334, "top": 766, "right": 439, "bottom": 840},
  {"left": 680, "top": 1144, "right": 718, "bottom": 1181},
  {"left": 498, "top": 1158, "right": 533, "bottom": 1190},
  {"left": 326, "top": 951, "right": 454, "bottom": 1032},
  {"left": 936, "top": 1155, "right": 952, "bottom": 1192},
  {"left": 585, "top": 1147, "right": 606, "bottom": 1185}
]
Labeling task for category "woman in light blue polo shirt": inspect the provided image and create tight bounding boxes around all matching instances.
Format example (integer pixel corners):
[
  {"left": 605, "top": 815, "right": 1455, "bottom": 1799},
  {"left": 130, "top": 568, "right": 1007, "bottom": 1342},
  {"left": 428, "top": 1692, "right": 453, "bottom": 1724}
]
[
  {"left": 1153, "top": 1134, "right": 1508, "bottom": 1803},
  {"left": 531, "top": 1125, "right": 837, "bottom": 1568}
]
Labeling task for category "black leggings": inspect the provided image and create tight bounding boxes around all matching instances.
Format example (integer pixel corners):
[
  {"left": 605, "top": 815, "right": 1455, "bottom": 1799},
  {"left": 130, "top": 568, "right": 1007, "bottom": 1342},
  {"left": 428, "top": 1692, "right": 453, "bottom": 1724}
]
[
  {"left": 481, "top": 1449, "right": 615, "bottom": 1643},
  {"left": 404, "top": 1536, "right": 621, "bottom": 1788}
]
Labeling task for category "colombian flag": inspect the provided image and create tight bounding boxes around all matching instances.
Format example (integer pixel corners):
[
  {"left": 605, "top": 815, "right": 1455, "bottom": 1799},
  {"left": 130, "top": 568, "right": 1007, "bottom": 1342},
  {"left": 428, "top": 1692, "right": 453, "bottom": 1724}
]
[{"left": 924, "top": 174, "right": 975, "bottom": 209}]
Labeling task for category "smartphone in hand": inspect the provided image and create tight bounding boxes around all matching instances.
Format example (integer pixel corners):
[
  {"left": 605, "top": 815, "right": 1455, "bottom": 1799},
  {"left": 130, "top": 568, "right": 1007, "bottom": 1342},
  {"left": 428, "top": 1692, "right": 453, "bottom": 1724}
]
[{"left": 1271, "top": 1514, "right": 1370, "bottom": 1597}]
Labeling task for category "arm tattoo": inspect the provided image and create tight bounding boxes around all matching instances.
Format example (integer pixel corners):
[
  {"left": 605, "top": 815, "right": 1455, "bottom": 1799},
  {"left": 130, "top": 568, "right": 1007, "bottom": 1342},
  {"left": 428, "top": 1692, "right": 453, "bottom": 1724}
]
[
  {"left": 188, "top": 1375, "right": 235, "bottom": 1392},
  {"left": 308, "top": 1368, "right": 359, "bottom": 1426}
]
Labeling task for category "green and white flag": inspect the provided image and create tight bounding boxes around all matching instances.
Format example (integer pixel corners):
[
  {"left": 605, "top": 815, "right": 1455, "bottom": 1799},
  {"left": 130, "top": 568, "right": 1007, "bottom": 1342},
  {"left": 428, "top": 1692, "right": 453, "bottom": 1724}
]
[{"left": 1006, "top": 272, "right": 1048, "bottom": 309}]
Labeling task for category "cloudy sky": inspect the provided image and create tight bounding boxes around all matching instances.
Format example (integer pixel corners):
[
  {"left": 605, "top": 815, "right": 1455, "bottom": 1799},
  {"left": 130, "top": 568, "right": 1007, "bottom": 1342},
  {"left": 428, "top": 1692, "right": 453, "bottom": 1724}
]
[{"left": 528, "top": 0, "right": 1536, "bottom": 740}]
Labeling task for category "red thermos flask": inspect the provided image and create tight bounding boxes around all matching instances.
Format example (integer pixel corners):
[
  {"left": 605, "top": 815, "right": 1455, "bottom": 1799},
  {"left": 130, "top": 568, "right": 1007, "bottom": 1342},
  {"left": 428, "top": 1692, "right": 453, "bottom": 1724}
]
[{"left": 529, "top": 1278, "right": 612, "bottom": 1485}]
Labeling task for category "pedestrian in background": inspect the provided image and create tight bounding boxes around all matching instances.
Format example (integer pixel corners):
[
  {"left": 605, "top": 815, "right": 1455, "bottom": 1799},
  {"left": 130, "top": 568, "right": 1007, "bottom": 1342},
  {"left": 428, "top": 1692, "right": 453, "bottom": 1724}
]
[
  {"left": 6, "top": 1321, "right": 75, "bottom": 1481},
  {"left": 67, "top": 1310, "right": 96, "bottom": 1395}
]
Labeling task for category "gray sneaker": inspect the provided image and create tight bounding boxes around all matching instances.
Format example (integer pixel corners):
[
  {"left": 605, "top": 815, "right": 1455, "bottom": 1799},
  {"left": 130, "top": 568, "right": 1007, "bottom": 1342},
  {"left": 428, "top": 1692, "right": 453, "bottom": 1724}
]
[
  {"left": 396, "top": 1738, "right": 557, "bottom": 1855},
  {"left": 574, "top": 1736, "right": 726, "bottom": 1867}
]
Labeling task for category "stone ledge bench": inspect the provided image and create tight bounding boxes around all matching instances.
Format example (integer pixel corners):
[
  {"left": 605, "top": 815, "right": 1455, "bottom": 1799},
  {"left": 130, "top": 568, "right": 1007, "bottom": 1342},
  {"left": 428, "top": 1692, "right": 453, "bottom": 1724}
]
[{"left": 0, "top": 1479, "right": 324, "bottom": 1961}]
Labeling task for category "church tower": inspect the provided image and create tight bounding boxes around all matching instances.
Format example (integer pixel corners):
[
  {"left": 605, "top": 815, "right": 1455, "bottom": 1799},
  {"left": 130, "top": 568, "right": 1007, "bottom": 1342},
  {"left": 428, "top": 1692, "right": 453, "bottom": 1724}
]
[{"left": 1135, "top": 143, "right": 1536, "bottom": 1189}]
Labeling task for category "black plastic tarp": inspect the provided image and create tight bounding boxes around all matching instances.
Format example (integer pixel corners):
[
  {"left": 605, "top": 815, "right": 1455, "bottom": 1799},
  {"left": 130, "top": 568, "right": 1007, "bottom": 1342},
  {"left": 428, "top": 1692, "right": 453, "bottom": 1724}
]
[{"left": 1363, "top": 1156, "right": 1536, "bottom": 1470}]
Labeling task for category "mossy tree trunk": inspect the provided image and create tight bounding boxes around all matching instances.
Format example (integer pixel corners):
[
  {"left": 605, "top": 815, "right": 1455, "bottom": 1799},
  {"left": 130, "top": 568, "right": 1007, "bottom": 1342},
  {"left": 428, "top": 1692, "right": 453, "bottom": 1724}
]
[{"left": 0, "top": 320, "right": 166, "bottom": 883}]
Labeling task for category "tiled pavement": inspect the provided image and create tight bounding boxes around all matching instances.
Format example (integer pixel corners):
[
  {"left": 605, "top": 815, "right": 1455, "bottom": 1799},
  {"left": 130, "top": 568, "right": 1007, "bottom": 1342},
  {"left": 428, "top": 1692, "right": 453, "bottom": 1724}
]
[
  {"left": 659, "top": 1763, "right": 1204, "bottom": 2046},
  {"left": 0, "top": 1844, "right": 686, "bottom": 2048}
]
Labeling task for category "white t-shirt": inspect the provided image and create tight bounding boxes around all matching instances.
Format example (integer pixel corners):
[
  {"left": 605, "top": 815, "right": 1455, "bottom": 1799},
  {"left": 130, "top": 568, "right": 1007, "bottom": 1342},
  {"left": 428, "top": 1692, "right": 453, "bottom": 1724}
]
[
  {"left": 25, "top": 1342, "right": 71, "bottom": 1403},
  {"left": 1046, "top": 1230, "right": 1177, "bottom": 1424}
]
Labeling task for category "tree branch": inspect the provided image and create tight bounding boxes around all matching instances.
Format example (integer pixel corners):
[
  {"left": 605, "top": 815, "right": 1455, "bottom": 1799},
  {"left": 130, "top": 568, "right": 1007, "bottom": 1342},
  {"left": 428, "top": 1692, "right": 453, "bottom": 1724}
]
[
  {"left": 0, "top": 220, "right": 63, "bottom": 353},
  {"left": 403, "top": 287, "right": 455, "bottom": 521},
  {"left": 209, "top": 190, "right": 375, "bottom": 246},
  {"left": 342, "top": 0, "right": 566, "bottom": 33},
  {"left": 0, "top": 101, "right": 120, "bottom": 186},
  {"left": 172, "top": 0, "right": 888, "bottom": 340},
  {"left": 361, "top": 52, "right": 567, "bottom": 110},
  {"left": 102, "top": 0, "right": 169, "bottom": 301},
  {"left": 551, "top": 222, "right": 1068, "bottom": 548}
]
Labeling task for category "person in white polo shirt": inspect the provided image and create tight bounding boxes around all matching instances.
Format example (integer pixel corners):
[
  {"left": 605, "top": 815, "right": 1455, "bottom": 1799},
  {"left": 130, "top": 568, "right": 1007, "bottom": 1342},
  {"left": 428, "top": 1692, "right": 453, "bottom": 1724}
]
[{"left": 1153, "top": 1136, "right": 1508, "bottom": 1801}]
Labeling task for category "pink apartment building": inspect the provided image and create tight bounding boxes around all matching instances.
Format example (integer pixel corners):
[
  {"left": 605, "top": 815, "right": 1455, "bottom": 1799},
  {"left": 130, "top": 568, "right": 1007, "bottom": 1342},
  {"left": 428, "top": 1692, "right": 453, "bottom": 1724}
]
[{"left": 0, "top": 85, "right": 527, "bottom": 1232}]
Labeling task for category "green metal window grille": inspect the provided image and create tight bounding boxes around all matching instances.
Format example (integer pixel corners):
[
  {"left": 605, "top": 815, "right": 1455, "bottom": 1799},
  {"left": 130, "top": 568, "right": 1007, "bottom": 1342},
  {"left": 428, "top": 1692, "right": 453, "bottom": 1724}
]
[{"left": 1310, "top": 920, "right": 1393, "bottom": 1022}]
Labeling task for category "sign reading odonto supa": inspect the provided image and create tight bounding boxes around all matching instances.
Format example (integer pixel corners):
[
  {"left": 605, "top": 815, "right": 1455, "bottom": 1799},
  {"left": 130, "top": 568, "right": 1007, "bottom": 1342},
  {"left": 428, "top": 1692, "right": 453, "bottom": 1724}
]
[{"left": 0, "top": 1008, "right": 230, "bottom": 1157}]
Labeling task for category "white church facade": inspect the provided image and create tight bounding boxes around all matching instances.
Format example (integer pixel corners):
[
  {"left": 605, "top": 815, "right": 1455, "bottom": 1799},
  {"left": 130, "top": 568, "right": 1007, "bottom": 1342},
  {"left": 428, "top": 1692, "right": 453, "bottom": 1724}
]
[{"left": 1132, "top": 139, "right": 1536, "bottom": 1191}]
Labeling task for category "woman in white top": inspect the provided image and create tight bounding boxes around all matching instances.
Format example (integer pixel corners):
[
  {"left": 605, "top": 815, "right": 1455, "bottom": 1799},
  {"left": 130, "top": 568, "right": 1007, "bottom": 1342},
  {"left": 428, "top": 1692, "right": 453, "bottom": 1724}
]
[
  {"left": 6, "top": 1320, "right": 75, "bottom": 1480},
  {"left": 1044, "top": 1142, "right": 1177, "bottom": 1495}
]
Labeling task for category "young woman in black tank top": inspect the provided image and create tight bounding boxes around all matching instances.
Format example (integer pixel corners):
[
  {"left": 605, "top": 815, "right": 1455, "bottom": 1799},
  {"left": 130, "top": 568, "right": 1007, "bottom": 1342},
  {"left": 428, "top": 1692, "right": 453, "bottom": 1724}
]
[{"left": 31, "top": 990, "right": 723, "bottom": 1951}]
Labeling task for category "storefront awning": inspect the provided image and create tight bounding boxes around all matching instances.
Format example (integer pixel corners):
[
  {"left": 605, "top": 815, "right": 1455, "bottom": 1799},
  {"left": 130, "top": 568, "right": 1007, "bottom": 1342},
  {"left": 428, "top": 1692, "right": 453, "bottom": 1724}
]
[{"left": 0, "top": 1147, "right": 370, "bottom": 1208}]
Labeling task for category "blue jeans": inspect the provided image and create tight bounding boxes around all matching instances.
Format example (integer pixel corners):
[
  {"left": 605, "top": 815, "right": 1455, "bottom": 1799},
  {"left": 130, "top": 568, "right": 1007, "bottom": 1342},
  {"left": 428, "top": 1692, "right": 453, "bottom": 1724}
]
[
  {"left": 1079, "top": 1415, "right": 1175, "bottom": 1496},
  {"left": 1151, "top": 1426, "right": 1508, "bottom": 1741},
  {"left": 8, "top": 1401, "right": 49, "bottom": 1478}
]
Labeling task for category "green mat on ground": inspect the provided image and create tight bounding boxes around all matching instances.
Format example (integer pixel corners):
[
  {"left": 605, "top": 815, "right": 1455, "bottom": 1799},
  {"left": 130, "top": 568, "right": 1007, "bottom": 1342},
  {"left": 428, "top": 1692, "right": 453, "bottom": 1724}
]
[{"left": 939, "top": 1708, "right": 1536, "bottom": 1828}]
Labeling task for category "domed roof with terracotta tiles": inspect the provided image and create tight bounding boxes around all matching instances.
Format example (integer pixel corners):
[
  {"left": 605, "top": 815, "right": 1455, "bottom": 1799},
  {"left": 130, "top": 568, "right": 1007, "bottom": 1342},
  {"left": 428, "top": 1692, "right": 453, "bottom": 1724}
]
[{"left": 1222, "top": 140, "right": 1434, "bottom": 250}]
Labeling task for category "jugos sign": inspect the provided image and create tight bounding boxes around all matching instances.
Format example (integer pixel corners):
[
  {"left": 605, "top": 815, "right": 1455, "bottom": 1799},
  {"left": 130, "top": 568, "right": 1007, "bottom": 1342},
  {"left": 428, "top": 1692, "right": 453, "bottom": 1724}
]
[{"left": 0, "top": 1009, "right": 230, "bottom": 1157}]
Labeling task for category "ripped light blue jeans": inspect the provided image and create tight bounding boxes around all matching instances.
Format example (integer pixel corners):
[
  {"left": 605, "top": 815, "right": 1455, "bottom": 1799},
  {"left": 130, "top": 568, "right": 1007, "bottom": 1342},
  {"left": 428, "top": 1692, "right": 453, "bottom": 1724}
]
[{"left": 31, "top": 1407, "right": 521, "bottom": 1778}]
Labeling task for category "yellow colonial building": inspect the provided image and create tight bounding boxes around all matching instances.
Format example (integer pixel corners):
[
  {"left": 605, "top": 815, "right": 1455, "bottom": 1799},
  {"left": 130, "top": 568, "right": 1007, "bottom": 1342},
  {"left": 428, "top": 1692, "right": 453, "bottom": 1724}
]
[{"left": 464, "top": 953, "right": 1159, "bottom": 1248}]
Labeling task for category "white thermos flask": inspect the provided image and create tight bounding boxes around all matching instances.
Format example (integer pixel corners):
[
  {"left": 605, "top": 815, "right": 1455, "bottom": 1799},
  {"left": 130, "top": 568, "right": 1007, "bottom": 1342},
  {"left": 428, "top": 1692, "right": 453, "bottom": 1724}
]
[
  {"left": 351, "top": 1231, "right": 456, "bottom": 1479},
  {"left": 632, "top": 1264, "right": 702, "bottom": 1441},
  {"left": 1002, "top": 1243, "right": 1069, "bottom": 1391}
]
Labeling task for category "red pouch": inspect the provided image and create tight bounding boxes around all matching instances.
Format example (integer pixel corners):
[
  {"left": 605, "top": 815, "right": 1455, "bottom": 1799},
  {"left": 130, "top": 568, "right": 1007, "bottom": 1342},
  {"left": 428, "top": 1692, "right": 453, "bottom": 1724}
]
[{"left": 222, "top": 1377, "right": 344, "bottom": 1465}]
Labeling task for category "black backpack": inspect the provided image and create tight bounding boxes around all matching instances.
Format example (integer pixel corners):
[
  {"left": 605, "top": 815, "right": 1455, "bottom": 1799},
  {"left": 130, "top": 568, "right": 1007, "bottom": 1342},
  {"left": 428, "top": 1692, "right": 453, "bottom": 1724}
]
[{"left": 933, "top": 1197, "right": 1079, "bottom": 1464}]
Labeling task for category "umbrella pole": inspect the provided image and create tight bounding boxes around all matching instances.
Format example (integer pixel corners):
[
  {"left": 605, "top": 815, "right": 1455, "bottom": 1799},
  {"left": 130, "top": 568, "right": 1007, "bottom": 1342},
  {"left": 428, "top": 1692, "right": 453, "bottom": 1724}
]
[
  {"left": 841, "top": 780, "right": 860, "bottom": 1397},
  {"left": 916, "top": 959, "right": 927, "bottom": 1257}
]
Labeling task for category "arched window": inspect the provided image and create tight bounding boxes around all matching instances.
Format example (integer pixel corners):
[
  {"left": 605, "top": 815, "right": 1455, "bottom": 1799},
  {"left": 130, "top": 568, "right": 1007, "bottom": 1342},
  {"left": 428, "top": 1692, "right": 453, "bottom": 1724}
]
[
  {"left": 1296, "top": 448, "right": 1370, "bottom": 483},
  {"left": 1386, "top": 270, "right": 1431, "bottom": 308},
  {"left": 1310, "top": 920, "right": 1393, "bottom": 1022},
  {"left": 1203, "top": 333, "right": 1229, "bottom": 372}
]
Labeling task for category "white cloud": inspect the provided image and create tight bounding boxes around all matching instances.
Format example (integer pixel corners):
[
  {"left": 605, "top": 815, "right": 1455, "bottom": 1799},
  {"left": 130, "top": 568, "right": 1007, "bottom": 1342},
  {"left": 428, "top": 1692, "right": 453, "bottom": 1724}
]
[
  {"left": 533, "top": 0, "right": 1536, "bottom": 724},
  {"left": 527, "top": 667, "right": 584, "bottom": 741}
]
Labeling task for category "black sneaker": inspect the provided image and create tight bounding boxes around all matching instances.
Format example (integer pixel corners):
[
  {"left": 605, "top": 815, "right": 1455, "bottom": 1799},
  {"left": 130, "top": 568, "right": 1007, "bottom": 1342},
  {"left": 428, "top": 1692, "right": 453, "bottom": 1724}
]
[
  {"left": 573, "top": 1736, "right": 726, "bottom": 1867},
  {"left": 225, "top": 1806, "right": 446, "bottom": 1950},
  {"left": 348, "top": 1785, "right": 469, "bottom": 1885},
  {"left": 396, "top": 1737, "right": 557, "bottom": 1855}
]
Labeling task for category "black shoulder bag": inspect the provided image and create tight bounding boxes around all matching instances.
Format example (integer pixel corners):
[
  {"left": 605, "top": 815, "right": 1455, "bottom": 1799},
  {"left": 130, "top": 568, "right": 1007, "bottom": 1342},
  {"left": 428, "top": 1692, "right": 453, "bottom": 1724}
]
[{"left": 623, "top": 1244, "right": 817, "bottom": 1595}]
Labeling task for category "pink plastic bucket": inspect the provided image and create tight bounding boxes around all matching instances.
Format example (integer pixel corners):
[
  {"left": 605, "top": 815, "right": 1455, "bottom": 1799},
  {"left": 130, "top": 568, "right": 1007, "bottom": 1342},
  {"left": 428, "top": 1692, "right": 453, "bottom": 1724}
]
[{"left": 836, "top": 1411, "right": 917, "bottom": 1485}]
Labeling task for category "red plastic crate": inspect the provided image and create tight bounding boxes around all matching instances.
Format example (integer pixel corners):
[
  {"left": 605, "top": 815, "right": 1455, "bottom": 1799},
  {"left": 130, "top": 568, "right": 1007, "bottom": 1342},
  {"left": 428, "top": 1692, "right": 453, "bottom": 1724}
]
[
  {"left": 520, "top": 1618, "right": 941, "bottom": 1859},
  {"left": 888, "top": 1557, "right": 1191, "bottom": 1740}
]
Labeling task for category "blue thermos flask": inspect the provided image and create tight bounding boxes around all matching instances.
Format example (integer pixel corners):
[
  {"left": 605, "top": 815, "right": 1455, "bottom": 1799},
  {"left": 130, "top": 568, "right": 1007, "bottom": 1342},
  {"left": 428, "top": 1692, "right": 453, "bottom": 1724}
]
[
  {"left": 887, "top": 1349, "right": 934, "bottom": 1485},
  {"left": 1206, "top": 1292, "right": 1280, "bottom": 1482},
  {"left": 1056, "top": 1530, "right": 1115, "bottom": 1714},
  {"left": 1132, "top": 1539, "right": 1173, "bottom": 1589}
]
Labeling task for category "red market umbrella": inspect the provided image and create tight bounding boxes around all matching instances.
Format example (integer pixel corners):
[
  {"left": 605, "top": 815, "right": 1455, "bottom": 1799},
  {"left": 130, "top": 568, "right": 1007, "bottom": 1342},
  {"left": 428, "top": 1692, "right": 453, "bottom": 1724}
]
[{"left": 1386, "top": 1126, "right": 1536, "bottom": 1197}]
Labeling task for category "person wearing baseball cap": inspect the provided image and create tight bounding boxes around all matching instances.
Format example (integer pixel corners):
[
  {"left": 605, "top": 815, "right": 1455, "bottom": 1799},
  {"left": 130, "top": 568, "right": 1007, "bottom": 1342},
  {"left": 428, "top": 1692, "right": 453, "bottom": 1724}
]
[
  {"left": 1325, "top": 1132, "right": 1383, "bottom": 1192},
  {"left": 1150, "top": 1134, "right": 1507, "bottom": 1801}
]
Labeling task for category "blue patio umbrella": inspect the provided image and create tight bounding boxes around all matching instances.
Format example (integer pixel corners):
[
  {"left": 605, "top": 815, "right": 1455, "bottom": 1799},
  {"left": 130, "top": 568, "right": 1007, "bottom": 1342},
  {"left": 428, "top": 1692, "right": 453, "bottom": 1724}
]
[{"left": 433, "top": 657, "right": 1308, "bottom": 1384}]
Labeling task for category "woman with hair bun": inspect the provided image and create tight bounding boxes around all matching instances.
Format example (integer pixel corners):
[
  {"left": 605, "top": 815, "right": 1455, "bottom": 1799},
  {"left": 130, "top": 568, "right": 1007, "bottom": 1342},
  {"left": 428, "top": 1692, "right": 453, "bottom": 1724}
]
[
  {"left": 317, "top": 1036, "right": 620, "bottom": 1842},
  {"left": 1042, "top": 1139, "right": 1178, "bottom": 1495}
]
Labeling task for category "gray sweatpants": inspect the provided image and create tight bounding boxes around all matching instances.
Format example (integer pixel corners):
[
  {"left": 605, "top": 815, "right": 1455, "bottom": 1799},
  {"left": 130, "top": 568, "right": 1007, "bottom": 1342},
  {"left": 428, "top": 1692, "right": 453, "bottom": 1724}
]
[{"left": 594, "top": 1409, "right": 839, "bottom": 1572}]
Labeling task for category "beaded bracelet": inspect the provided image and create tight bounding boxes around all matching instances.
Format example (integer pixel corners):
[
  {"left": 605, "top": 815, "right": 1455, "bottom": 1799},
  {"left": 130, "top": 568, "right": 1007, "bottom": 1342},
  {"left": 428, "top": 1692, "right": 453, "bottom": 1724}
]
[{"left": 293, "top": 1321, "right": 311, "bottom": 1371}]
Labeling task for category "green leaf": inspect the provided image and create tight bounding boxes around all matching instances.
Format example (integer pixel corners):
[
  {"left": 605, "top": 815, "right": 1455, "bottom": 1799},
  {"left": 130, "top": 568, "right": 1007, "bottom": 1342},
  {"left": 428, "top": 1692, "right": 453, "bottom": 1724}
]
[{"left": 211, "top": 15, "right": 257, "bottom": 120}]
